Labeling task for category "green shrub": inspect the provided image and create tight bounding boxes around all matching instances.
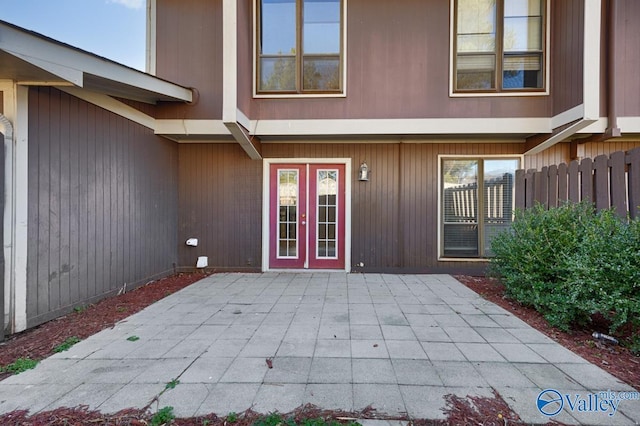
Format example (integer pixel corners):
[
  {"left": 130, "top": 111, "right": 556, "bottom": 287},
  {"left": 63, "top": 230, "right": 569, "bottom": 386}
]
[{"left": 490, "top": 201, "right": 640, "bottom": 341}]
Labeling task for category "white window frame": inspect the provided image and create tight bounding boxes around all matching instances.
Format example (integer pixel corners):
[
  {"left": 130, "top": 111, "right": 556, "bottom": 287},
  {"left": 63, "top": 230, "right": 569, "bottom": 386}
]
[
  {"left": 437, "top": 154, "right": 523, "bottom": 261},
  {"left": 253, "top": 0, "right": 348, "bottom": 99},
  {"left": 449, "top": 0, "right": 551, "bottom": 98}
]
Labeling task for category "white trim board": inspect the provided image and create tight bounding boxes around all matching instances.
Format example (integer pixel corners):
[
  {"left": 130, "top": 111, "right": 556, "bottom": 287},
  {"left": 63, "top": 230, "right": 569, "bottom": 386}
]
[
  {"left": 58, "top": 87, "right": 156, "bottom": 130},
  {"left": 262, "top": 158, "right": 352, "bottom": 273},
  {"left": 252, "top": 117, "right": 551, "bottom": 136}
]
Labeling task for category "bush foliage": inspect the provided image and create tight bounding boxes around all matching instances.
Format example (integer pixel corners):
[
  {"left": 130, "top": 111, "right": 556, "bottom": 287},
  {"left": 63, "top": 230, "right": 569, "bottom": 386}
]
[{"left": 489, "top": 202, "right": 640, "bottom": 348}]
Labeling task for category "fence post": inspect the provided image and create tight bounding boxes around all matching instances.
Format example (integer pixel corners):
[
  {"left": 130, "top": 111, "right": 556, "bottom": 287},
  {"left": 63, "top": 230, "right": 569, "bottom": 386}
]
[
  {"left": 580, "top": 158, "right": 594, "bottom": 203},
  {"left": 558, "top": 163, "right": 568, "bottom": 203},
  {"left": 593, "top": 155, "right": 610, "bottom": 211},
  {"left": 548, "top": 165, "right": 558, "bottom": 208},
  {"left": 609, "top": 151, "right": 627, "bottom": 218},
  {"left": 515, "top": 169, "right": 525, "bottom": 209},
  {"left": 525, "top": 169, "right": 535, "bottom": 208},
  {"left": 568, "top": 160, "right": 580, "bottom": 202},
  {"left": 628, "top": 148, "right": 640, "bottom": 219}
]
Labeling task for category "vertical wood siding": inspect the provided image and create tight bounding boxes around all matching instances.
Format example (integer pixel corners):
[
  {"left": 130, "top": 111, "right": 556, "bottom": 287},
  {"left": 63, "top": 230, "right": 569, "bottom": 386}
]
[
  {"left": 616, "top": 0, "right": 640, "bottom": 117},
  {"left": 177, "top": 144, "right": 262, "bottom": 269},
  {"left": 551, "top": 0, "right": 584, "bottom": 116},
  {"left": 175, "top": 140, "right": 640, "bottom": 274},
  {"left": 159, "top": 0, "right": 551, "bottom": 121},
  {"left": 262, "top": 142, "right": 522, "bottom": 273},
  {"left": 27, "top": 87, "right": 178, "bottom": 327},
  {"left": 247, "top": 0, "right": 550, "bottom": 120},
  {"left": 155, "top": 0, "right": 223, "bottom": 119}
]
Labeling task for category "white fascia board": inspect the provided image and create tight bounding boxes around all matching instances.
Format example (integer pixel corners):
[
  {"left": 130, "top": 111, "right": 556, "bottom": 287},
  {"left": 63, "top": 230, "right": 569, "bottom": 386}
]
[
  {"left": 222, "top": 0, "right": 237, "bottom": 123},
  {"left": 237, "top": 109, "right": 251, "bottom": 131},
  {"left": 0, "top": 22, "right": 192, "bottom": 102},
  {"left": 583, "top": 0, "right": 602, "bottom": 120},
  {"left": 551, "top": 104, "right": 584, "bottom": 129},
  {"left": 155, "top": 119, "right": 231, "bottom": 136},
  {"left": 577, "top": 118, "right": 608, "bottom": 134},
  {"left": 576, "top": 117, "right": 640, "bottom": 135},
  {"left": 617, "top": 117, "right": 640, "bottom": 133},
  {"left": 251, "top": 118, "right": 551, "bottom": 136},
  {"left": 525, "top": 118, "right": 597, "bottom": 155},
  {"left": 146, "top": 0, "right": 157, "bottom": 75},
  {"left": 58, "top": 86, "right": 155, "bottom": 129}
]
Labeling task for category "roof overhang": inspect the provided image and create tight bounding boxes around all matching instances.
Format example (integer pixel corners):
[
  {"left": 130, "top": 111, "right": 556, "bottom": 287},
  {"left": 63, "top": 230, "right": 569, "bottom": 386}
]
[{"left": 0, "top": 20, "right": 192, "bottom": 104}]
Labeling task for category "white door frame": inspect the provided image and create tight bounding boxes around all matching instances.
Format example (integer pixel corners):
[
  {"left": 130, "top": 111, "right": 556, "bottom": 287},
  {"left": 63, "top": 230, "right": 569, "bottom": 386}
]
[{"left": 262, "top": 158, "right": 351, "bottom": 272}]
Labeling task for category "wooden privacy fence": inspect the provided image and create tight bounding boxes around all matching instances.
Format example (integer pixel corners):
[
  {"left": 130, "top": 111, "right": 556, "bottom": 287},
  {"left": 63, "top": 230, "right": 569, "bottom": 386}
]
[{"left": 515, "top": 147, "right": 640, "bottom": 219}]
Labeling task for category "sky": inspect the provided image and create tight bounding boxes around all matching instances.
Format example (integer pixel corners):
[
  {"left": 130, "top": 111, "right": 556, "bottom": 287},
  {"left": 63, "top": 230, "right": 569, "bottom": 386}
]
[{"left": 1, "top": 0, "right": 147, "bottom": 71}]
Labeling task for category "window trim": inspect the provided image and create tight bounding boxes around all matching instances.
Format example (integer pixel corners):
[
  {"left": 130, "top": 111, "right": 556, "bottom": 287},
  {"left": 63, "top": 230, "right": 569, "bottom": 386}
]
[
  {"left": 437, "top": 154, "right": 523, "bottom": 262},
  {"left": 449, "top": 0, "right": 550, "bottom": 97},
  {"left": 253, "top": 0, "right": 348, "bottom": 98}
]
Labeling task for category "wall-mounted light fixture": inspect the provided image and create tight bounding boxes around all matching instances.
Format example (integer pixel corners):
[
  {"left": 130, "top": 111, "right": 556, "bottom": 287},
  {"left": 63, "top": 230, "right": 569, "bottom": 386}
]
[{"left": 358, "top": 162, "right": 370, "bottom": 181}]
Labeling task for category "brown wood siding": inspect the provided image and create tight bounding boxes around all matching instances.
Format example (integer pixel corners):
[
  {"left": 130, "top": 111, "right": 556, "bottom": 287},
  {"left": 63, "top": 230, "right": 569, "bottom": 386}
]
[
  {"left": 154, "top": 0, "right": 223, "bottom": 119},
  {"left": 27, "top": 87, "right": 178, "bottom": 327},
  {"left": 248, "top": 0, "right": 550, "bottom": 120},
  {"left": 551, "top": 0, "right": 584, "bottom": 116},
  {"left": 581, "top": 141, "right": 640, "bottom": 159},
  {"left": 157, "top": 0, "right": 552, "bottom": 121},
  {"left": 0, "top": 92, "right": 3, "bottom": 114},
  {"left": 262, "top": 142, "right": 523, "bottom": 273},
  {"left": 524, "top": 143, "right": 571, "bottom": 170},
  {"left": 616, "top": 0, "right": 640, "bottom": 117},
  {"left": 177, "top": 144, "right": 262, "bottom": 269}
]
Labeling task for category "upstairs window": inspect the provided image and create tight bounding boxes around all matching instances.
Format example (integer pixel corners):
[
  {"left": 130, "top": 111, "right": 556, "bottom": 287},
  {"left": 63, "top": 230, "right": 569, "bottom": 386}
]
[
  {"left": 257, "top": 0, "right": 343, "bottom": 94},
  {"left": 454, "top": 0, "right": 545, "bottom": 92}
]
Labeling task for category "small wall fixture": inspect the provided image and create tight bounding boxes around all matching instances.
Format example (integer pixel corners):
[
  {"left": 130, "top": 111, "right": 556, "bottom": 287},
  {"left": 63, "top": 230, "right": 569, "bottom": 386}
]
[{"left": 358, "top": 162, "right": 370, "bottom": 181}]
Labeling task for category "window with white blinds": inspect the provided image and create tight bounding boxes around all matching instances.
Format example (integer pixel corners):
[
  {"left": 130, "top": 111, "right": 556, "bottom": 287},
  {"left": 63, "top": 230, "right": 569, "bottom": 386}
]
[{"left": 454, "top": 0, "right": 545, "bottom": 92}]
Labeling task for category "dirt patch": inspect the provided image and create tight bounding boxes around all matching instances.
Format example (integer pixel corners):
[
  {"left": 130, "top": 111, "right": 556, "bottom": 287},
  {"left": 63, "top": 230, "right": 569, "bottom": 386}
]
[{"left": 455, "top": 275, "right": 640, "bottom": 391}]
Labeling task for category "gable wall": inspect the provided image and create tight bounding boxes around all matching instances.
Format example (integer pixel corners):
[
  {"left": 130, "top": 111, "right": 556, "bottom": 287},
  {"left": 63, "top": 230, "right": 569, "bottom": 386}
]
[{"left": 26, "top": 87, "right": 179, "bottom": 327}]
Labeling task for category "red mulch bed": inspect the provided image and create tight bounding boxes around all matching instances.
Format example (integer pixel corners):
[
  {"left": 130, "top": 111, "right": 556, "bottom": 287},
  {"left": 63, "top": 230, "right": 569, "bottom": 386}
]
[
  {"left": 0, "top": 272, "right": 632, "bottom": 425},
  {"left": 455, "top": 275, "right": 640, "bottom": 391}
]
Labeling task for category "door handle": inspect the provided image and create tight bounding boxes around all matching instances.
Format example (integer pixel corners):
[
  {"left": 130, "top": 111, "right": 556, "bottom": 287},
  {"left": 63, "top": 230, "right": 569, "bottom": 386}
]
[{"left": 301, "top": 213, "right": 306, "bottom": 225}]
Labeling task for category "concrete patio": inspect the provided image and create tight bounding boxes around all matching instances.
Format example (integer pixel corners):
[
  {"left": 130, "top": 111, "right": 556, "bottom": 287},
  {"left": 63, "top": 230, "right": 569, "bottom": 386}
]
[{"left": 0, "top": 273, "right": 638, "bottom": 425}]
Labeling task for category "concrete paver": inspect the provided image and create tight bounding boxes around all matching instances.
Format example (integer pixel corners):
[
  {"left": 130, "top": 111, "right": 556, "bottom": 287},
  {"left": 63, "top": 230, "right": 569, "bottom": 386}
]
[{"left": 0, "top": 272, "right": 637, "bottom": 426}]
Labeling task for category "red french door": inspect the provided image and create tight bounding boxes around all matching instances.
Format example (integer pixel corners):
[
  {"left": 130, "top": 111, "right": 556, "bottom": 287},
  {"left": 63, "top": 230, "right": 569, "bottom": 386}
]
[{"left": 269, "top": 164, "right": 345, "bottom": 269}]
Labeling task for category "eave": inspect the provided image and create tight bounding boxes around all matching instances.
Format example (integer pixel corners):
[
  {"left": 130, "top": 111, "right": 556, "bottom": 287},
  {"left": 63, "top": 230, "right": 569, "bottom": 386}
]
[{"left": 0, "top": 20, "right": 192, "bottom": 105}]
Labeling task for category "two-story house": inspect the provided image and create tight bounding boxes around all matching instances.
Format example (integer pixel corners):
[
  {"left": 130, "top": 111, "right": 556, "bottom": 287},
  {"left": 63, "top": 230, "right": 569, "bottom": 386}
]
[{"left": 0, "top": 0, "right": 639, "bottom": 333}]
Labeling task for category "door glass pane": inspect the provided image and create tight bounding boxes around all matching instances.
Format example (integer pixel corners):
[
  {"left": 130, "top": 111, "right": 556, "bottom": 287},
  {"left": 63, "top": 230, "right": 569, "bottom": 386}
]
[
  {"left": 316, "top": 170, "right": 338, "bottom": 259},
  {"left": 483, "top": 159, "right": 518, "bottom": 256},
  {"left": 278, "top": 170, "right": 298, "bottom": 258},
  {"left": 442, "top": 160, "right": 479, "bottom": 257}
]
